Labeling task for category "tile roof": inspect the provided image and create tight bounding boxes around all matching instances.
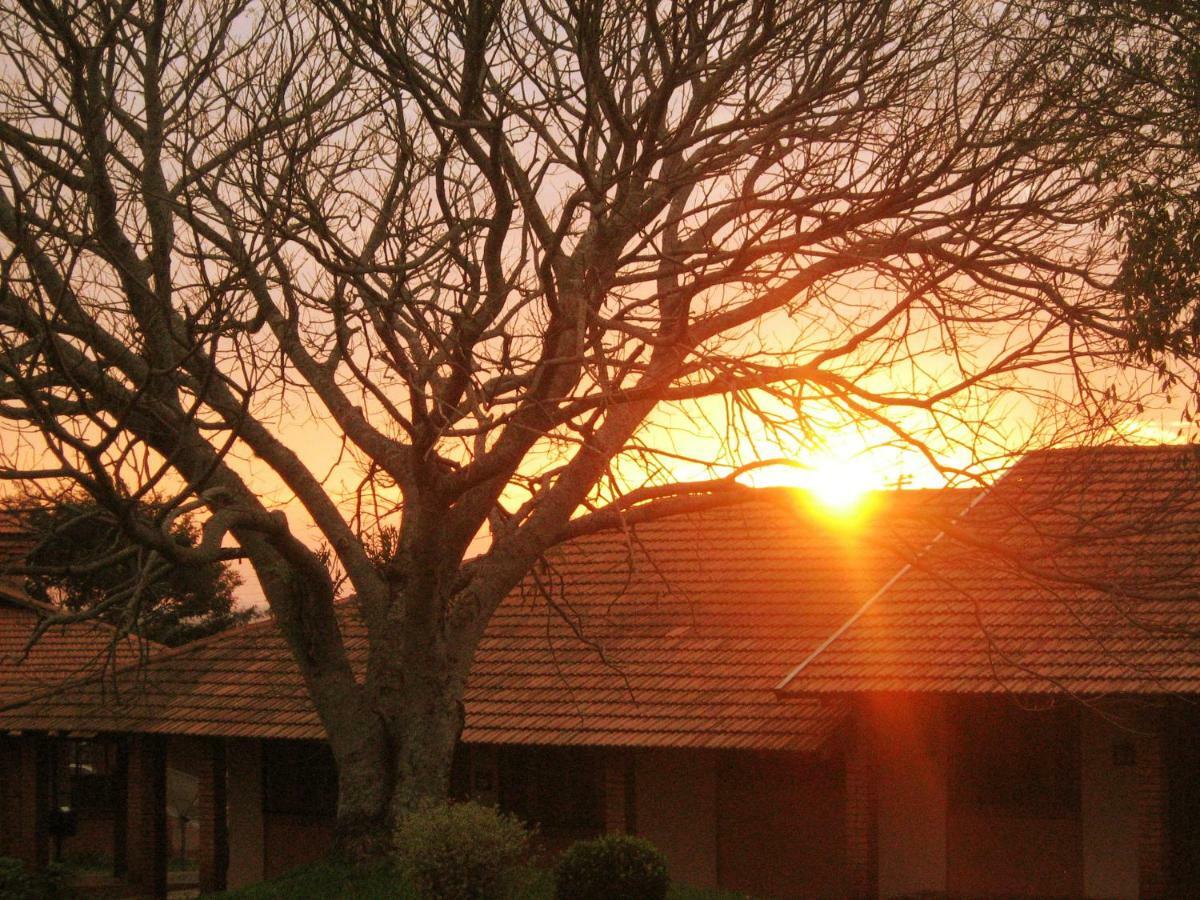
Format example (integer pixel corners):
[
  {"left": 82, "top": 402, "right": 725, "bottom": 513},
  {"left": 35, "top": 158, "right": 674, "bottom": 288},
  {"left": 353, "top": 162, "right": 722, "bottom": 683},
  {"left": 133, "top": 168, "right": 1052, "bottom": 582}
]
[
  {"left": 779, "top": 444, "right": 1200, "bottom": 696},
  {"left": 0, "top": 508, "right": 34, "bottom": 602},
  {"left": 0, "top": 602, "right": 149, "bottom": 708},
  {"left": 0, "top": 509, "right": 150, "bottom": 708},
  {"left": 0, "top": 488, "right": 970, "bottom": 749}
]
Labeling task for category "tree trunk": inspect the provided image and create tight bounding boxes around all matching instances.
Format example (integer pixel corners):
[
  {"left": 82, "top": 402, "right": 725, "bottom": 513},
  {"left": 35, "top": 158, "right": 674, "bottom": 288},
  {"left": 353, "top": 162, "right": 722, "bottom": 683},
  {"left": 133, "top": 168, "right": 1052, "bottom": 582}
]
[
  {"left": 391, "top": 679, "right": 464, "bottom": 815},
  {"left": 247, "top": 535, "right": 475, "bottom": 862},
  {"left": 329, "top": 637, "right": 467, "bottom": 859},
  {"left": 329, "top": 719, "right": 393, "bottom": 861}
]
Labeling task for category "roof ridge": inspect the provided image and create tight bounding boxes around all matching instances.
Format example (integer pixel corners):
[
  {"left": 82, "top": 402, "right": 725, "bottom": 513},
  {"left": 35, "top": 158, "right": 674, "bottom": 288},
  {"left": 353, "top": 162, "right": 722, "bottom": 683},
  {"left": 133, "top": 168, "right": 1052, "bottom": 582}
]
[
  {"left": 107, "top": 604, "right": 283, "bottom": 673},
  {"left": 1022, "top": 441, "right": 1197, "bottom": 458},
  {"left": 0, "top": 592, "right": 168, "bottom": 649},
  {"left": 0, "top": 592, "right": 67, "bottom": 616},
  {"left": 0, "top": 489, "right": 971, "bottom": 745}
]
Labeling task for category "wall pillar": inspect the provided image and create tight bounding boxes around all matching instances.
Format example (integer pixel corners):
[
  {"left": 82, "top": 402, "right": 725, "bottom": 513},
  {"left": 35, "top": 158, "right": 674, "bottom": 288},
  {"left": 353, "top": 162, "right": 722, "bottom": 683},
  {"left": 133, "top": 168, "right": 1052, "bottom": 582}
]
[
  {"left": 1081, "top": 706, "right": 1140, "bottom": 899},
  {"left": 603, "top": 750, "right": 636, "bottom": 834},
  {"left": 468, "top": 744, "right": 499, "bottom": 807},
  {"left": 845, "top": 718, "right": 879, "bottom": 900},
  {"left": 125, "top": 734, "right": 167, "bottom": 899},
  {"left": 225, "top": 738, "right": 264, "bottom": 889},
  {"left": 197, "top": 738, "right": 229, "bottom": 894},
  {"left": 0, "top": 735, "right": 48, "bottom": 869},
  {"left": 1137, "top": 706, "right": 1168, "bottom": 900}
]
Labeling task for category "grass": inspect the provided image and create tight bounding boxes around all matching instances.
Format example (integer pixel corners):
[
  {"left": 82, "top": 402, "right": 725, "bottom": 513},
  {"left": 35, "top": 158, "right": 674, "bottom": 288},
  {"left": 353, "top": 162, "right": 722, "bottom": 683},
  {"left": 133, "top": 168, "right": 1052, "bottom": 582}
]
[
  {"left": 204, "top": 858, "right": 751, "bottom": 900},
  {"left": 204, "top": 860, "right": 407, "bottom": 899}
]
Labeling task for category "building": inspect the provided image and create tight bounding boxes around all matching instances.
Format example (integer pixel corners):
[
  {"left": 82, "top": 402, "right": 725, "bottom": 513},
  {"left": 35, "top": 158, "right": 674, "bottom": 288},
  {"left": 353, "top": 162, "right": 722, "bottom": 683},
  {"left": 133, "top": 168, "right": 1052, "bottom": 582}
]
[
  {"left": 0, "top": 512, "right": 180, "bottom": 893},
  {"left": 776, "top": 444, "right": 1200, "bottom": 898},
  {"left": 2, "top": 444, "right": 1200, "bottom": 898}
]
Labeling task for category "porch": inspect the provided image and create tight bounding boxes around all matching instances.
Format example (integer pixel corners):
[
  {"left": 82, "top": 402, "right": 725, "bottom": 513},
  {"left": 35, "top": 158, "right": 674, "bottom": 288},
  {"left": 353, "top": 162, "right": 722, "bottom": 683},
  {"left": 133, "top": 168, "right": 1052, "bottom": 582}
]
[
  {"left": 1, "top": 733, "right": 851, "bottom": 898},
  {"left": 852, "top": 693, "right": 1188, "bottom": 899},
  {"left": 0, "top": 733, "right": 223, "bottom": 898}
]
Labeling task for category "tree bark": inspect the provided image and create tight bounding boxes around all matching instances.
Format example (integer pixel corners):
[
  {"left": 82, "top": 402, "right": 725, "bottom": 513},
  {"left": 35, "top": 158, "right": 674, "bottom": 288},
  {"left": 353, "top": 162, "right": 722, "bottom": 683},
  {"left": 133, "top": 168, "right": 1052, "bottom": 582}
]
[
  {"left": 329, "top": 673, "right": 465, "bottom": 858},
  {"left": 309, "top": 575, "right": 469, "bottom": 858},
  {"left": 329, "top": 726, "right": 392, "bottom": 860}
]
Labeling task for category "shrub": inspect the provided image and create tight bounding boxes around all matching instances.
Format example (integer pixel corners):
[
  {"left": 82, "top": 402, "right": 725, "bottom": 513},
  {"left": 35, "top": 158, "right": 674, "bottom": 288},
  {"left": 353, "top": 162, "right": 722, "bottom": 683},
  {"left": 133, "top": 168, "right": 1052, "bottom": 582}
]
[
  {"left": 0, "top": 858, "right": 73, "bottom": 900},
  {"left": 201, "top": 859, "right": 409, "bottom": 899},
  {"left": 554, "top": 835, "right": 669, "bottom": 900},
  {"left": 393, "top": 800, "right": 529, "bottom": 900}
]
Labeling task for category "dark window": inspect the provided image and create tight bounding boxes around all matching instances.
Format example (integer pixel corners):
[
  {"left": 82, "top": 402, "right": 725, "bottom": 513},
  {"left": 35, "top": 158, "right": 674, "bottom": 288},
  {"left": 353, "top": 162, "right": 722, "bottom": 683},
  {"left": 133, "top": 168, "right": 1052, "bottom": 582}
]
[
  {"left": 262, "top": 740, "right": 338, "bottom": 817},
  {"left": 65, "top": 740, "right": 120, "bottom": 812},
  {"left": 950, "top": 698, "right": 1079, "bottom": 818},
  {"left": 449, "top": 743, "right": 472, "bottom": 799},
  {"left": 499, "top": 747, "right": 603, "bottom": 831}
]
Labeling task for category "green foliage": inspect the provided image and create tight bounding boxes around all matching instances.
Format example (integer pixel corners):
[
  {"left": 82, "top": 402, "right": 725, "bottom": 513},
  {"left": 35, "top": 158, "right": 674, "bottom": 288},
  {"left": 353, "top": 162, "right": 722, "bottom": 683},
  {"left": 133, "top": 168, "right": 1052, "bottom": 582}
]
[
  {"left": 393, "top": 800, "right": 530, "bottom": 900},
  {"left": 56, "top": 851, "right": 110, "bottom": 874},
  {"left": 554, "top": 835, "right": 669, "bottom": 900},
  {"left": 1103, "top": 3, "right": 1200, "bottom": 367},
  {"left": 202, "top": 857, "right": 746, "bottom": 900},
  {"left": 202, "top": 859, "right": 410, "bottom": 899},
  {"left": 22, "top": 496, "right": 256, "bottom": 646},
  {"left": 0, "top": 858, "right": 74, "bottom": 900},
  {"left": 1119, "top": 187, "right": 1200, "bottom": 361}
]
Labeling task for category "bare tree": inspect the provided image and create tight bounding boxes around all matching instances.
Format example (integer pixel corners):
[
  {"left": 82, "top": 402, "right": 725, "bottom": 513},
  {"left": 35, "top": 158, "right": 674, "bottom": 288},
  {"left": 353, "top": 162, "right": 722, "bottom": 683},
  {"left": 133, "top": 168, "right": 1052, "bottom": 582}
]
[{"left": 0, "top": 0, "right": 1130, "bottom": 850}]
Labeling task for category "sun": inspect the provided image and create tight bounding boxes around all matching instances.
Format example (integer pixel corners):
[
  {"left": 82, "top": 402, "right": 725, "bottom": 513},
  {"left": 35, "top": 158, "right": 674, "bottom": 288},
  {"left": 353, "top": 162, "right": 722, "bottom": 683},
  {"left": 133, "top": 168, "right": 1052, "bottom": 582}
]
[
  {"left": 739, "top": 452, "right": 880, "bottom": 515},
  {"left": 805, "top": 459, "right": 873, "bottom": 512}
]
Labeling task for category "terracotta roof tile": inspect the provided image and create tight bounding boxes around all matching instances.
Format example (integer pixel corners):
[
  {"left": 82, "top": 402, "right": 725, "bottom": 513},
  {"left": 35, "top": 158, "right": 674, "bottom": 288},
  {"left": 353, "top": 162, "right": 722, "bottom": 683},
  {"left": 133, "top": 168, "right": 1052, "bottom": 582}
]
[
  {"left": 0, "top": 509, "right": 152, "bottom": 706},
  {"left": 781, "top": 444, "right": 1200, "bottom": 695},
  {"left": 0, "top": 602, "right": 149, "bottom": 706},
  {"left": 0, "top": 488, "right": 969, "bottom": 749},
  {"left": 0, "top": 509, "right": 35, "bottom": 603}
]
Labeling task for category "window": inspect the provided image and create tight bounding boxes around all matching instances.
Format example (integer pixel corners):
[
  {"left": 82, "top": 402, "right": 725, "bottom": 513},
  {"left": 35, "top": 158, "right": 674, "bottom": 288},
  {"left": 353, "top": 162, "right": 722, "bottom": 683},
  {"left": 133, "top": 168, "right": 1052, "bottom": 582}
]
[
  {"left": 498, "top": 746, "right": 603, "bottom": 832},
  {"left": 262, "top": 740, "right": 338, "bottom": 817},
  {"left": 949, "top": 698, "right": 1079, "bottom": 818},
  {"left": 66, "top": 740, "right": 120, "bottom": 812}
]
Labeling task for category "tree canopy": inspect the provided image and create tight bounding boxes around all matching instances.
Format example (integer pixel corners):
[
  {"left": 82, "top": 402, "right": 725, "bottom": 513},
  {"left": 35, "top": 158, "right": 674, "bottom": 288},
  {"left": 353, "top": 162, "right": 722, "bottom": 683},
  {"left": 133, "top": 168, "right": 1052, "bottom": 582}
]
[
  {"left": 1085, "top": 2, "right": 1200, "bottom": 364},
  {"left": 0, "top": 0, "right": 1139, "bottom": 846},
  {"left": 22, "top": 497, "right": 253, "bottom": 646}
]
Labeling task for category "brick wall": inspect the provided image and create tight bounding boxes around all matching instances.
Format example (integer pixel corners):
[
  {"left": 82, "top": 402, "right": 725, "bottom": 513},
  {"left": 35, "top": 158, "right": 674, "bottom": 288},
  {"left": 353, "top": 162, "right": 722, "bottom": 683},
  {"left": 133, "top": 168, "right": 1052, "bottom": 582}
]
[
  {"left": 196, "top": 738, "right": 228, "bottom": 893},
  {"left": 1137, "top": 706, "right": 1168, "bottom": 900},
  {"left": 634, "top": 749, "right": 718, "bottom": 889},
  {"left": 603, "top": 749, "right": 635, "bottom": 834},
  {"left": 125, "top": 734, "right": 167, "bottom": 899},
  {"left": 225, "top": 738, "right": 265, "bottom": 889},
  {"left": 845, "top": 721, "right": 878, "bottom": 900},
  {"left": 0, "top": 736, "right": 46, "bottom": 868}
]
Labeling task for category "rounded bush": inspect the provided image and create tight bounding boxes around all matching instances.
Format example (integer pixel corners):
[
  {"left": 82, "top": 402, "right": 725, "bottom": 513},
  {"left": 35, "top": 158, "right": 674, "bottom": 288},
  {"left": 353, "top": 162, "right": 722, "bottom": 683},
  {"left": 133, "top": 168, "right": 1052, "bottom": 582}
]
[
  {"left": 0, "top": 858, "right": 73, "bottom": 900},
  {"left": 393, "top": 800, "right": 529, "bottom": 900},
  {"left": 554, "top": 835, "right": 669, "bottom": 900}
]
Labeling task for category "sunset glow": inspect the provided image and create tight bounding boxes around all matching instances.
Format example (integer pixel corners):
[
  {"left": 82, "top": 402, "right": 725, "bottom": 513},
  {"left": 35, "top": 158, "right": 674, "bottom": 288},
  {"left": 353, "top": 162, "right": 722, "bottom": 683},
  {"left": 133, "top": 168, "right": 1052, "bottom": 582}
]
[
  {"left": 805, "top": 459, "right": 874, "bottom": 512},
  {"left": 740, "top": 450, "right": 889, "bottom": 516}
]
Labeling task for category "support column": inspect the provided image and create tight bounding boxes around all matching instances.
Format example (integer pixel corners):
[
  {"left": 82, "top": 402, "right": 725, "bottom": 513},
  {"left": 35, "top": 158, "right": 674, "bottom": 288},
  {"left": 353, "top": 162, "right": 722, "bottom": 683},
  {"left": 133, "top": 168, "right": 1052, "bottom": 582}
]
[
  {"left": 197, "top": 738, "right": 229, "bottom": 894},
  {"left": 845, "top": 719, "right": 878, "bottom": 900},
  {"left": 603, "top": 749, "right": 636, "bottom": 834},
  {"left": 0, "top": 735, "right": 48, "bottom": 869},
  {"left": 225, "top": 738, "right": 264, "bottom": 889},
  {"left": 1137, "top": 706, "right": 1169, "bottom": 900},
  {"left": 125, "top": 734, "right": 167, "bottom": 899},
  {"left": 113, "top": 740, "right": 129, "bottom": 878}
]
